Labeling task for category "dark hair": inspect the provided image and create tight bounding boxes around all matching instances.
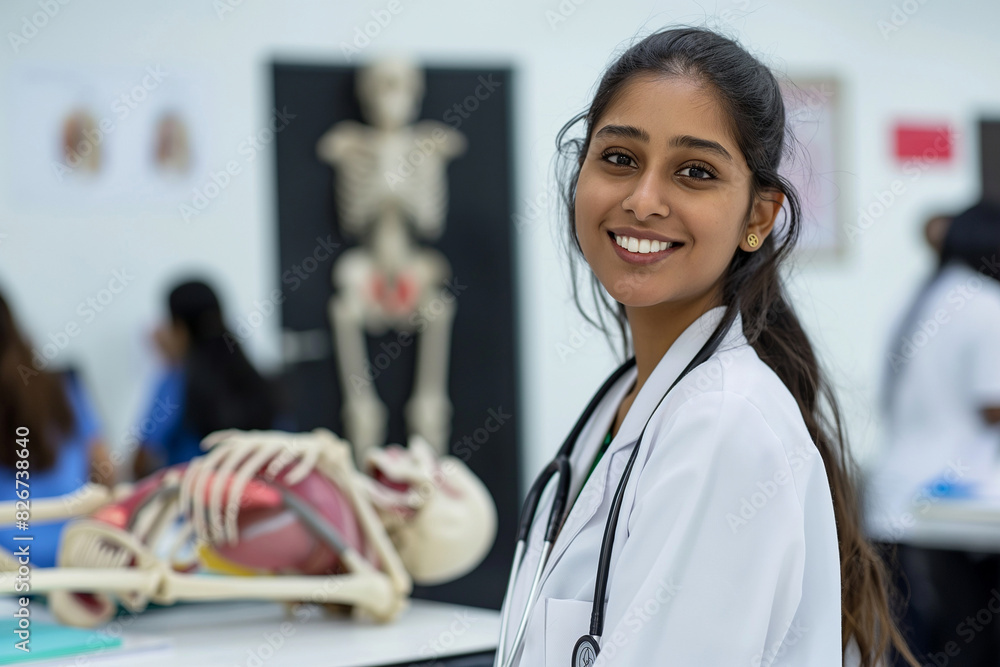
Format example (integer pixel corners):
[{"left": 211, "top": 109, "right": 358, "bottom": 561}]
[
  {"left": 167, "top": 280, "right": 277, "bottom": 436},
  {"left": 555, "top": 26, "right": 919, "bottom": 666},
  {"left": 0, "top": 289, "right": 75, "bottom": 471},
  {"left": 883, "top": 200, "right": 1000, "bottom": 409}
]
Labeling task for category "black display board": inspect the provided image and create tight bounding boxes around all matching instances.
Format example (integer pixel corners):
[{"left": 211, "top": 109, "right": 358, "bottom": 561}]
[
  {"left": 981, "top": 119, "right": 1000, "bottom": 207},
  {"left": 271, "top": 62, "right": 519, "bottom": 610}
]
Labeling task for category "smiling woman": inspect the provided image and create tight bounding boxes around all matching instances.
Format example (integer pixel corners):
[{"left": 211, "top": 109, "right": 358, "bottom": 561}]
[
  {"left": 492, "top": 26, "right": 922, "bottom": 667},
  {"left": 575, "top": 74, "right": 778, "bottom": 319}
]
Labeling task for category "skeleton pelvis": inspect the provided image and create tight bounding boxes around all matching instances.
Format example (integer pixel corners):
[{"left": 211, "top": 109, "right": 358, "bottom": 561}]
[{"left": 366, "top": 270, "right": 419, "bottom": 317}]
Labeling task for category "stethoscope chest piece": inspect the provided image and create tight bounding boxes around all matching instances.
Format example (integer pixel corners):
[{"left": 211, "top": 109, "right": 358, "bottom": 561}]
[{"left": 572, "top": 634, "right": 600, "bottom": 666}]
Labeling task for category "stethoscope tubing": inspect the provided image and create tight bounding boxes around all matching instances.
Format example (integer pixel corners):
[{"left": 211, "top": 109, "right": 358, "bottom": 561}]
[
  {"left": 496, "top": 306, "right": 738, "bottom": 666},
  {"left": 496, "top": 361, "right": 636, "bottom": 667},
  {"left": 494, "top": 540, "right": 523, "bottom": 667}
]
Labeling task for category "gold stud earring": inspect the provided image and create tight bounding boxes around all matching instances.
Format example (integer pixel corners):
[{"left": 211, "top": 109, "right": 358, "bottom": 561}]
[{"left": 747, "top": 233, "right": 759, "bottom": 248}]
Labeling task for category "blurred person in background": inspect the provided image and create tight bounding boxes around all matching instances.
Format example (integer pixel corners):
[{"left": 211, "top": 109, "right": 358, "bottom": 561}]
[
  {"left": 865, "top": 201, "right": 1000, "bottom": 666},
  {"left": 0, "top": 289, "right": 114, "bottom": 568},
  {"left": 132, "top": 279, "right": 291, "bottom": 479}
]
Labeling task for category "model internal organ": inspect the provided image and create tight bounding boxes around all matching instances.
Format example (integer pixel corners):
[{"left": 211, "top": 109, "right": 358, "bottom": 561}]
[
  {"left": 0, "top": 428, "right": 497, "bottom": 628},
  {"left": 316, "top": 56, "right": 467, "bottom": 465}
]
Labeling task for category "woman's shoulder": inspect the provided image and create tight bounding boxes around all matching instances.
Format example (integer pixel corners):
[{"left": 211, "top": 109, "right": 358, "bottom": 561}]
[
  {"left": 936, "top": 263, "right": 1000, "bottom": 314},
  {"left": 676, "top": 341, "right": 807, "bottom": 428},
  {"left": 656, "top": 342, "right": 823, "bottom": 483}
]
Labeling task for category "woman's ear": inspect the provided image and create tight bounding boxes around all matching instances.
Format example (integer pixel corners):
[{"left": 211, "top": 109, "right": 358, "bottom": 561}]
[{"left": 740, "top": 189, "right": 785, "bottom": 252}]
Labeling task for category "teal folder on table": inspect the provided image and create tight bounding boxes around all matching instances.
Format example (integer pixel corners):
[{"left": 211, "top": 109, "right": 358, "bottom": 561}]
[{"left": 0, "top": 619, "right": 122, "bottom": 664}]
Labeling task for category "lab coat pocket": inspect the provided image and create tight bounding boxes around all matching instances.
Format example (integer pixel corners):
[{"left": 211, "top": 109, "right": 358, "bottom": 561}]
[{"left": 544, "top": 597, "right": 593, "bottom": 666}]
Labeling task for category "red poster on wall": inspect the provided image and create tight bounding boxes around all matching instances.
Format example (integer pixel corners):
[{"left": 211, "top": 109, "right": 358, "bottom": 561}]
[{"left": 893, "top": 123, "right": 953, "bottom": 163}]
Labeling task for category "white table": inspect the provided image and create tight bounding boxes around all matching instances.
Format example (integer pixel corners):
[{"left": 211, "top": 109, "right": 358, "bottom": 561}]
[
  {"left": 899, "top": 499, "right": 1000, "bottom": 552},
  {"left": 0, "top": 598, "right": 500, "bottom": 666}
]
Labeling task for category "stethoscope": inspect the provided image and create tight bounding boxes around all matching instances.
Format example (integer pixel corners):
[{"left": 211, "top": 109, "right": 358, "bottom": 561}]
[{"left": 494, "top": 309, "right": 736, "bottom": 667}]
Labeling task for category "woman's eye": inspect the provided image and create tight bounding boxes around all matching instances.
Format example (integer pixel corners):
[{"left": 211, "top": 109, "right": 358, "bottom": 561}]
[
  {"left": 601, "top": 151, "right": 636, "bottom": 168},
  {"left": 678, "top": 165, "right": 715, "bottom": 180}
]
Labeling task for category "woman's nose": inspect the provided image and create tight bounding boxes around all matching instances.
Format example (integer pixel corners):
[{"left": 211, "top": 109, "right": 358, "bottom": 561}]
[{"left": 621, "top": 171, "right": 670, "bottom": 220}]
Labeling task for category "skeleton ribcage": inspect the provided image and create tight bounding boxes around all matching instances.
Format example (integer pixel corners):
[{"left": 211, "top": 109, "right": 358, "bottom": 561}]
[{"left": 333, "top": 134, "right": 451, "bottom": 238}]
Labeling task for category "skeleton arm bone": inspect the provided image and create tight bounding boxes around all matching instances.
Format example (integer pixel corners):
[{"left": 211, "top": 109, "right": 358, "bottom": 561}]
[
  {"left": 0, "top": 482, "right": 122, "bottom": 525},
  {"left": 316, "top": 121, "right": 369, "bottom": 165}
]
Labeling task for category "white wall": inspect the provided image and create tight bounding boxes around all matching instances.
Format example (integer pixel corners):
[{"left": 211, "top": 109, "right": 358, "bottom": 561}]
[{"left": 0, "top": 0, "right": 996, "bottom": 494}]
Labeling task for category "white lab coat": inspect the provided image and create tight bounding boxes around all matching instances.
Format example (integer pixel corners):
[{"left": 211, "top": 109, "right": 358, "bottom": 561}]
[
  {"left": 499, "top": 305, "right": 842, "bottom": 666},
  {"left": 865, "top": 261, "right": 1000, "bottom": 543}
]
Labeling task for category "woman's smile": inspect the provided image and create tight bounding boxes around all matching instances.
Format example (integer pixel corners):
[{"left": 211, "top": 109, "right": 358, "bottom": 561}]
[{"left": 608, "top": 230, "right": 684, "bottom": 265}]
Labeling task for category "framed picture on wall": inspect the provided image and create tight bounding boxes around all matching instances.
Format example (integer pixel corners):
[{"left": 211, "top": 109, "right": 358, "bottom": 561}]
[{"left": 779, "top": 77, "right": 844, "bottom": 256}]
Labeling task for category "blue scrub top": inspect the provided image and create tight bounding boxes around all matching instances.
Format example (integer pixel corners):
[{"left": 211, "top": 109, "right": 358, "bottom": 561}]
[
  {"left": 137, "top": 365, "right": 202, "bottom": 467},
  {"left": 138, "top": 365, "right": 295, "bottom": 468},
  {"left": 0, "top": 371, "right": 102, "bottom": 568}
]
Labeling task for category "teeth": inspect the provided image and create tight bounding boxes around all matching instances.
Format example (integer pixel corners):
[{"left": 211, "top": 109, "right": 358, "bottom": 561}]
[{"left": 614, "top": 234, "right": 678, "bottom": 254}]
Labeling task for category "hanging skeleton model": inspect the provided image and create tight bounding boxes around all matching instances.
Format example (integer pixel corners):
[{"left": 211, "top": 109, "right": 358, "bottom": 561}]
[{"left": 316, "top": 56, "right": 467, "bottom": 466}]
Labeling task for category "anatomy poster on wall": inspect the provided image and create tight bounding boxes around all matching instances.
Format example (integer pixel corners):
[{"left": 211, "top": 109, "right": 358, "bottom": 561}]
[{"left": 8, "top": 63, "right": 209, "bottom": 212}]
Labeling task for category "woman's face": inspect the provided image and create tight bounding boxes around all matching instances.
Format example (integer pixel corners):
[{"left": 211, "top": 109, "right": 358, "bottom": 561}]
[
  {"left": 153, "top": 319, "right": 189, "bottom": 363},
  {"left": 575, "top": 74, "right": 770, "bottom": 310}
]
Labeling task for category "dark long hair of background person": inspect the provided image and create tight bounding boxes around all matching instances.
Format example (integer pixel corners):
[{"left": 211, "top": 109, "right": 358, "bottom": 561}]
[
  {"left": 168, "top": 281, "right": 278, "bottom": 436},
  {"left": 881, "top": 200, "right": 1000, "bottom": 411},
  {"left": 0, "top": 290, "right": 75, "bottom": 471},
  {"left": 554, "top": 26, "right": 920, "bottom": 667}
]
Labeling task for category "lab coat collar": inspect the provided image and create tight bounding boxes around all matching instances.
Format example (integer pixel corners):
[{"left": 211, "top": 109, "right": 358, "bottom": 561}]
[
  {"left": 538, "top": 304, "right": 746, "bottom": 584},
  {"left": 611, "top": 304, "right": 744, "bottom": 453}
]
